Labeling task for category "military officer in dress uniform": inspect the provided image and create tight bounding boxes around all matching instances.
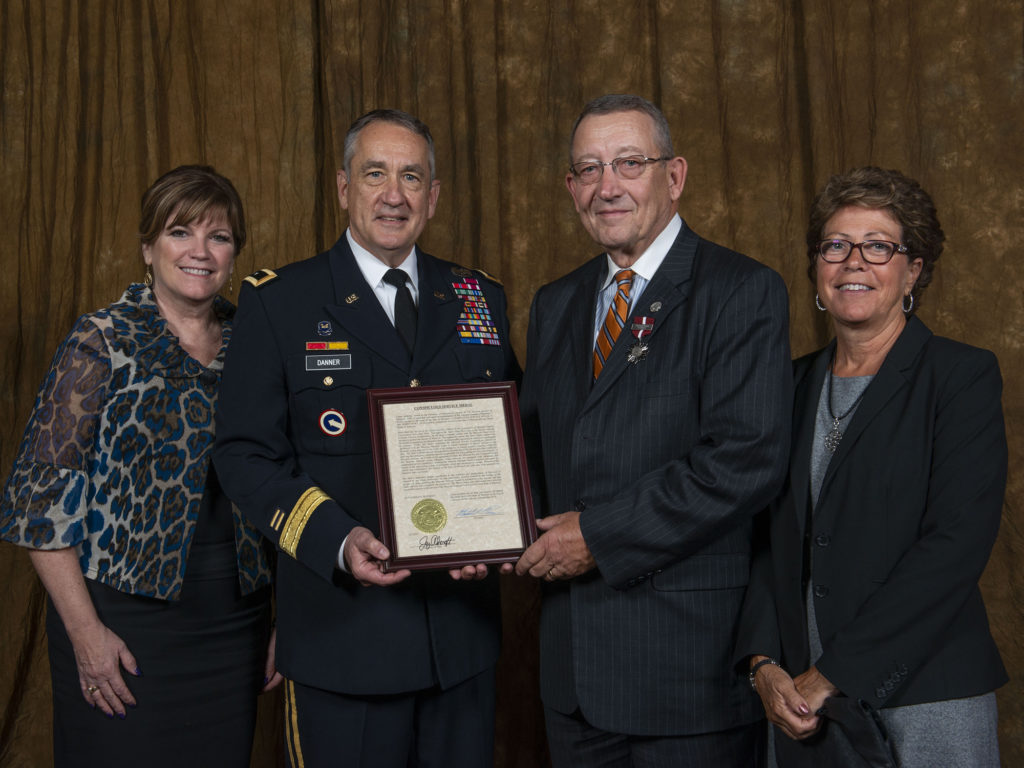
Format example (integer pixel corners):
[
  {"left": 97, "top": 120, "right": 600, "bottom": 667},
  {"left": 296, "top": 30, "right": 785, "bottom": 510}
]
[{"left": 214, "top": 109, "right": 520, "bottom": 768}]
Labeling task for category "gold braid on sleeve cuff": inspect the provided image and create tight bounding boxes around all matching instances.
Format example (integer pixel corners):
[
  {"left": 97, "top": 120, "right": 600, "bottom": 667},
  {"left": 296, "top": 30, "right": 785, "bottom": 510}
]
[{"left": 279, "top": 487, "right": 330, "bottom": 558}]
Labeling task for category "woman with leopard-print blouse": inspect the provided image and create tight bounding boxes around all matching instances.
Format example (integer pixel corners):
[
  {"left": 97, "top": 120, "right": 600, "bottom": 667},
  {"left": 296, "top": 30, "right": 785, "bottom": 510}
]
[{"left": 1, "top": 166, "right": 276, "bottom": 767}]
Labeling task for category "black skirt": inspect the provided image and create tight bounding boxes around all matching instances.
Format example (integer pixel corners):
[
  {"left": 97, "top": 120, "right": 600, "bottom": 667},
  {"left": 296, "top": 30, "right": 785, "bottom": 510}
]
[{"left": 46, "top": 535, "right": 271, "bottom": 767}]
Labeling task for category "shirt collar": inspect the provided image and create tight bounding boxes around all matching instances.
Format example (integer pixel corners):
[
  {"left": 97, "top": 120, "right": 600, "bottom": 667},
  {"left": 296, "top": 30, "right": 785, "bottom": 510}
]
[
  {"left": 346, "top": 229, "right": 419, "bottom": 293},
  {"left": 599, "top": 214, "right": 682, "bottom": 290}
]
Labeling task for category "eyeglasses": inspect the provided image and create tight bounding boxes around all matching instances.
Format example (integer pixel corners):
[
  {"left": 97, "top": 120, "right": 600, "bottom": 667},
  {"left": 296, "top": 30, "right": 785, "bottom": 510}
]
[
  {"left": 816, "top": 239, "right": 908, "bottom": 264},
  {"left": 569, "top": 155, "right": 668, "bottom": 185}
]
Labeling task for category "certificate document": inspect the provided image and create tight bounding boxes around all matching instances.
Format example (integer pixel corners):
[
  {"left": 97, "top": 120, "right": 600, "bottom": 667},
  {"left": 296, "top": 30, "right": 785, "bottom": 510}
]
[{"left": 368, "top": 382, "right": 536, "bottom": 570}]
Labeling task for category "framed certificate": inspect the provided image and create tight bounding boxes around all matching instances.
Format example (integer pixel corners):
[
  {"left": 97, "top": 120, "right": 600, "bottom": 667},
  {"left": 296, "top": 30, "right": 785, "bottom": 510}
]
[{"left": 367, "top": 381, "right": 537, "bottom": 571}]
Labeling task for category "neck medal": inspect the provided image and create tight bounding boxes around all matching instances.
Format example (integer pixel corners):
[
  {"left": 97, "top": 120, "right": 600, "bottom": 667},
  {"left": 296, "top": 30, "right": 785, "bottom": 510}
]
[{"left": 627, "top": 316, "right": 654, "bottom": 364}]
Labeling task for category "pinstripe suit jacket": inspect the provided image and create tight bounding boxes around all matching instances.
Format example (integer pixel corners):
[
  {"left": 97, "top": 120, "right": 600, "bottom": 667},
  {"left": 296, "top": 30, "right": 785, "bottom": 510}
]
[{"left": 519, "top": 222, "right": 792, "bottom": 736}]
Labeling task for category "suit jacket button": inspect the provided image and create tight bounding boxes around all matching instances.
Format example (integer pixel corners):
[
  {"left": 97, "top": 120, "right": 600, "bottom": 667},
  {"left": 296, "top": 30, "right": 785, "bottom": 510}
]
[
  {"left": 876, "top": 687, "right": 887, "bottom": 699},
  {"left": 815, "top": 534, "right": 830, "bottom": 546},
  {"left": 813, "top": 585, "right": 829, "bottom": 598},
  {"left": 575, "top": 499, "right": 586, "bottom": 511}
]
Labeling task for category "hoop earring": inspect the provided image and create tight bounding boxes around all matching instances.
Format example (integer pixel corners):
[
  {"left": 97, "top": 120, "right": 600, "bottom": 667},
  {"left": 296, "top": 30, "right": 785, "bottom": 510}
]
[
  {"left": 815, "top": 293, "right": 827, "bottom": 312},
  {"left": 144, "top": 267, "right": 153, "bottom": 287},
  {"left": 903, "top": 293, "right": 914, "bottom": 314}
]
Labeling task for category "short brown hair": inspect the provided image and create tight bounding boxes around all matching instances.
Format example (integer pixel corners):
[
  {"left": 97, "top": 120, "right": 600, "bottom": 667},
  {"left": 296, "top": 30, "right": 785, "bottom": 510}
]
[
  {"left": 806, "top": 166, "right": 943, "bottom": 314},
  {"left": 139, "top": 165, "right": 246, "bottom": 253}
]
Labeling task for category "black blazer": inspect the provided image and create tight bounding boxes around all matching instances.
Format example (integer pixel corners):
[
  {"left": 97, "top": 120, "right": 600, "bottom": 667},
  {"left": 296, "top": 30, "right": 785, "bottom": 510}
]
[
  {"left": 520, "top": 222, "right": 792, "bottom": 735},
  {"left": 214, "top": 236, "right": 520, "bottom": 694},
  {"left": 736, "top": 316, "right": 1008, "bottom": 708}
]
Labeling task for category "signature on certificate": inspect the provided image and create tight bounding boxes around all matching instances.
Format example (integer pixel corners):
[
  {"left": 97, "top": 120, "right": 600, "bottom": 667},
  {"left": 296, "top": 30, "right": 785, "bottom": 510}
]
[
  {"left": 455, "top": 506, "right": 498, "bottom": 518},
  {"left": 419, "top": 535, "right": 455, "bottom": 551}
]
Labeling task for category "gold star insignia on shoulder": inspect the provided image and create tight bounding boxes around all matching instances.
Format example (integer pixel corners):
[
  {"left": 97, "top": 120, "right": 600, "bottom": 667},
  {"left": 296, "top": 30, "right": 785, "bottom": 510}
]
[
  {"left": 243, "top": 268, "right": 278, "bottom": 288},
  {"left": 473, "top": 267, "right": 503, "bottom": 287}
]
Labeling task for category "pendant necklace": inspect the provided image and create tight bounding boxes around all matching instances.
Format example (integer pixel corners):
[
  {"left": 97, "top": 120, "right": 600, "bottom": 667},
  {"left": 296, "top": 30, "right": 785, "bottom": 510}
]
[{"left": 824, "top": 352, "right": 867, "bottom": 453}]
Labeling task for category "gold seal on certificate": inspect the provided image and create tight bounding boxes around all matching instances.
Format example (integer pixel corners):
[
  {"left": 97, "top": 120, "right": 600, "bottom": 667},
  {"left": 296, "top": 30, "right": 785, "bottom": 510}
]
[{"left": 411, "top": 499, "right": 448, "bottom": 533}]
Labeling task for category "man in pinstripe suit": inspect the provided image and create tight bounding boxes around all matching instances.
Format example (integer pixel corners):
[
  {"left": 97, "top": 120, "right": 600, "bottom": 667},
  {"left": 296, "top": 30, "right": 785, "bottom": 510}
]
[{"left": 515, "top": 94, "right": 791, "bottom": 766}]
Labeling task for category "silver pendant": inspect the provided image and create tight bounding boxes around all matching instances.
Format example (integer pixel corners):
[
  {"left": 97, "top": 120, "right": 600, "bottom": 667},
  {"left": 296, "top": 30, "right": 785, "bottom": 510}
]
[
  {"left": 627, "top": 342, "right": 649, "bottom": 364},
  {"left": 824, "top": 420, "right": 843, "bottom": 453}
]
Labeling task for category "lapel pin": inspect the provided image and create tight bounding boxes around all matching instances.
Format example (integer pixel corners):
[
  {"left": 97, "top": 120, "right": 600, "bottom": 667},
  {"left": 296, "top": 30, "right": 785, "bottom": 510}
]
[
  {"left": 649, "top": 301, "right": 662, "bottom": 313},
  {"left": 345, "top": 293, "right": 359, "bottom": 304},
  {"left": 317, "top": 320, "right": 332, "bottom": 336}
]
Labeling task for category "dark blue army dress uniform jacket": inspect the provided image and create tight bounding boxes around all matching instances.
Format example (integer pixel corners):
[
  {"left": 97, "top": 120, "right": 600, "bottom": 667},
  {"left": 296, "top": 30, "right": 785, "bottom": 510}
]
[{"left": 213, "top": 235, "right": 520, "bottom": 695}]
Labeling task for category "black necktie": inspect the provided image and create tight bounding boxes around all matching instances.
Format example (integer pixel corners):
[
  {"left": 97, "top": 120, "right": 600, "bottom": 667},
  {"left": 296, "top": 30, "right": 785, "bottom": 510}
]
[{"left": 383, "top": 268, "right": 417, "bottom": 354}]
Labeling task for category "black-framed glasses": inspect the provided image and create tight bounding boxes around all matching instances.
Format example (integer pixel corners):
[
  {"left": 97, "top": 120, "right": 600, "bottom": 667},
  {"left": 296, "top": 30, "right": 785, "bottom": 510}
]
[
  {"left": 569, "top": 155, "right": 668, "bottom": 185},
  {"left": 817, "top": 239, "right": 908, "bottom": 264}
]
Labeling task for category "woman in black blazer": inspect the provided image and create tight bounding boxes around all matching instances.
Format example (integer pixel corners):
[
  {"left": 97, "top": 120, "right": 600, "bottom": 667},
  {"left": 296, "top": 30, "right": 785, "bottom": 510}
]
[{"left": 737, "top": 167, "right": 1007, "bottom": 767}]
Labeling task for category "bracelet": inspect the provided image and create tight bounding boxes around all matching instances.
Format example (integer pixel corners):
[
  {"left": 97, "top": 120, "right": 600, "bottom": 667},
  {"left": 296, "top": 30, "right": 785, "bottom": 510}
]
[{"left": 748, "top": 657, "right": 780, "bottom": 691}]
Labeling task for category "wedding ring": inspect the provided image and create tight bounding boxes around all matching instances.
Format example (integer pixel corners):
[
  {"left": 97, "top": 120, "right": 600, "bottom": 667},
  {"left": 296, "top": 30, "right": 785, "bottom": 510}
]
[{"left": 86, "top": 685, "right": 99, "bottom": 694}]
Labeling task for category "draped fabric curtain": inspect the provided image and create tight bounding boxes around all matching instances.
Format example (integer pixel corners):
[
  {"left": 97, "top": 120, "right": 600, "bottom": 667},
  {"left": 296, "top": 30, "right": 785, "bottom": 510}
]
[{"left": 1, "top": 2, "right": 1021, "bottom": 765}]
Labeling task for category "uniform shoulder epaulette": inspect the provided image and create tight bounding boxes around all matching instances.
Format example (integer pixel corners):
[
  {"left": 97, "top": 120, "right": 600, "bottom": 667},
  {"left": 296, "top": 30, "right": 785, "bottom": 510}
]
[
  {"left": 472, "top": 267, "right": 503, "bottom": 287},
  {"left": 243, "top": 268, "right": 279, "bottom": 288}
]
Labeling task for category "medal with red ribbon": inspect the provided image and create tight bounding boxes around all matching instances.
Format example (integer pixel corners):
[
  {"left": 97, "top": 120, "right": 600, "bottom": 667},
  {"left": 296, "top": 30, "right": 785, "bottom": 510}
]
[{"left": 627, "top": 316, "right": 654, "bottom": 364}]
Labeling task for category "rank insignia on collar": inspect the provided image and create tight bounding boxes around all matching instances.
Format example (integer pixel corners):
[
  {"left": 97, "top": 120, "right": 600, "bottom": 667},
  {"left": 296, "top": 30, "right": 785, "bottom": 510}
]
[
  {"left": 317, "top": 320, "right": 332, "bottom": 336},
  {"left": 345, "top": 293, "right": 359, "bottom": 304}
]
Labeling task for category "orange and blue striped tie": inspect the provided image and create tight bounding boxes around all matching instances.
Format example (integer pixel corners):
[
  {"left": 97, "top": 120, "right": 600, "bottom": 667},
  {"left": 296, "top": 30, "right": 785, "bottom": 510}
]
[{"left": 593, "top": 269, "right": 635, "bottom": 378}]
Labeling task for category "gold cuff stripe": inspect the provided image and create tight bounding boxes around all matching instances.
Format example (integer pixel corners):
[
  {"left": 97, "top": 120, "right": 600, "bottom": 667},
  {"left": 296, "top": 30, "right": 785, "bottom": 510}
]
[
  {"left": 279, "top": 487, "right": 329, "bottom": 558},
  {"left": 270, "top": 509, "right": 284, "bottom": 531},
  {"left": 285, "top": 679, "right": 305, "bottom": 768}
]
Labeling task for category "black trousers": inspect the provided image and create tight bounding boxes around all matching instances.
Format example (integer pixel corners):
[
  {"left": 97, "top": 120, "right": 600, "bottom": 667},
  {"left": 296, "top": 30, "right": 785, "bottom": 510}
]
[
  {"left": 544, "top": 706, "right": 766, "bottom": 768},
  {"left": 283, "top": 667, "right": 496, "bottom": 768}
]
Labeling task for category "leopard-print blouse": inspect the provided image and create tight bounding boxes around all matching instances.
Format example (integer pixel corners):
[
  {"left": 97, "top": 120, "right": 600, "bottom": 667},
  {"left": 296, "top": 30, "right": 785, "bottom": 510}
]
[{"left": 0, "top": 283, "right": 271, "bottom": 600}]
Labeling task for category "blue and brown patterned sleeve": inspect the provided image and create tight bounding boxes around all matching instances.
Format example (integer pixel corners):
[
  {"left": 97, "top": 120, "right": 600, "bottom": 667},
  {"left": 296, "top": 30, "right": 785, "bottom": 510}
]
[{"left": 0, "top": 317, "right": 110, "bottom": 550}]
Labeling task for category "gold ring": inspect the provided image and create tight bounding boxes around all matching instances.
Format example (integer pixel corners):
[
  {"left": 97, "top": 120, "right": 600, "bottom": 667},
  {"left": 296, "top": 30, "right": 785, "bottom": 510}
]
[{"left": 86, "top": 685, "right": 99, "bottom": 694}]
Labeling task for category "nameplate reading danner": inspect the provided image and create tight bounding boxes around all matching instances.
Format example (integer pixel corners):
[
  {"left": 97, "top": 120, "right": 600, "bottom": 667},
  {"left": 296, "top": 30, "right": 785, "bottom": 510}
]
[{"left": 306, "top": 354, "right": 352, "bottom": 371}]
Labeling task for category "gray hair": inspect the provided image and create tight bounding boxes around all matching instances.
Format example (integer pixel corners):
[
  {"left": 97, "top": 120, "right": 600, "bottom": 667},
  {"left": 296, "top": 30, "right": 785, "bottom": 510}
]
[
  {"left": 343, "top": 109, "right": 436, "bottom": 180},
  {"left": 568, "top": 94, "right": 674, "bottom": 162}
]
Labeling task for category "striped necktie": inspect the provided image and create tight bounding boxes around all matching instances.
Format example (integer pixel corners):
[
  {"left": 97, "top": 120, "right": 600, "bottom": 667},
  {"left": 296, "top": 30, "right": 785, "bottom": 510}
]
[{"left": 593, "top": 269, "right": 634, "bottom": 379}]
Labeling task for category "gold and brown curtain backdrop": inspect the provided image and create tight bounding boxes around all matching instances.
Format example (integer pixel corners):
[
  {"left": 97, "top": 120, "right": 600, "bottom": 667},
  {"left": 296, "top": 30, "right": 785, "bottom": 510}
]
[{"left": 1, "top": 1, "right": 1021, "bottom": 766}]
